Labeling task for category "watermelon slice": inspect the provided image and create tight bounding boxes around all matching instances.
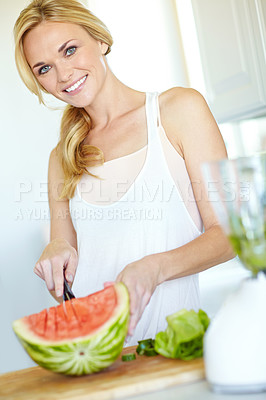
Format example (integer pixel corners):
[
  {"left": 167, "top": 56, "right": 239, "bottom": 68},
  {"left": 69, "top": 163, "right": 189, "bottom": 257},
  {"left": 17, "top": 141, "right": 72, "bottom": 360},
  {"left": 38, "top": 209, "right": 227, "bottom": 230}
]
[{"left": 13, "top": 283, "right": 130, "bottom": 375}]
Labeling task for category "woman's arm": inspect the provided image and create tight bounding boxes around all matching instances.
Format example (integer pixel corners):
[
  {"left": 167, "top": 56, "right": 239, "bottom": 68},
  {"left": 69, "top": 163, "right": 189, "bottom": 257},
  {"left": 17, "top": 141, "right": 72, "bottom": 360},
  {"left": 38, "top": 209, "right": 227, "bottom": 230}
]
[
  {"left": 116, "top": 87, "right": 235, "bottom": 335},
  {"left": 48, "top": 148, "right": 77, "bottom": 247},
  {"left": 155, "top": 87, "right": 234, "bottom": 281},
  {"left": 34, "top": 148, "right": 78, "bottom": 300}
]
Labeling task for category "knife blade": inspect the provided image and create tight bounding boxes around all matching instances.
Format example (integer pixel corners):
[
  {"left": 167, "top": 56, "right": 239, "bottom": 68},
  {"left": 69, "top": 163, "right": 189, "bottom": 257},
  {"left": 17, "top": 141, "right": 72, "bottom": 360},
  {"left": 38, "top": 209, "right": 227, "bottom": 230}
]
[{"left": 63, "top": 271, "right": 75, "bottom": 302}]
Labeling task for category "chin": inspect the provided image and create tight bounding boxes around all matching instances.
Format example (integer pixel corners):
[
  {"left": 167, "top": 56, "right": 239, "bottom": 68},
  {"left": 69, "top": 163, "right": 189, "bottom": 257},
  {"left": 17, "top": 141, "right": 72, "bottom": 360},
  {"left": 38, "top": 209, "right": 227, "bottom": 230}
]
[{"left": 66, "top": 94, "right": 95, "bottom": 109}]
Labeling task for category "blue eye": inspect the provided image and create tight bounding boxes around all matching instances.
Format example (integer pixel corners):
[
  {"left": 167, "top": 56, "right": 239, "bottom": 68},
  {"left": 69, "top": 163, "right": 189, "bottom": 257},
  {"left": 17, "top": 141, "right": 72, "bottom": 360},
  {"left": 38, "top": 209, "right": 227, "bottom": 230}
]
[
  {"left": 65, "top": 46, "right": 76, "bottom": 56},
  {"left": 39, "top": 65, "right": 51, "bottom": 75}
]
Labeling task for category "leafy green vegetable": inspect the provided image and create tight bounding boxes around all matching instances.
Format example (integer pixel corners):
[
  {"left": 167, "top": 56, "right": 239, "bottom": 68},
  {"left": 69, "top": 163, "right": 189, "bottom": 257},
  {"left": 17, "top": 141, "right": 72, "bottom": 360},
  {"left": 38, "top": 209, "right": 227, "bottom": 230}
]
[
  {"left": 198, "top": 309, "right": 210, "bottom": 332},
  {"left": 154, "top": 309, "right": 210, "bottom": 360},
  {"left": 136, "top": 338, "right": 158, "bottom": 356},
  {"left": 122, "top": 353, "right": 136, "bottom": 361}
]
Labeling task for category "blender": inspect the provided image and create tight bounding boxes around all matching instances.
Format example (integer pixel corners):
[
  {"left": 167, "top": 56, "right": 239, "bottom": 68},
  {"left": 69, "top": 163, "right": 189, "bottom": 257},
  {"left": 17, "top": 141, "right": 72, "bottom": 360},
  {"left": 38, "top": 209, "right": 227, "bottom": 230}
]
[{"left": 202, "top": 153, "right": 266, "bottom": 394}]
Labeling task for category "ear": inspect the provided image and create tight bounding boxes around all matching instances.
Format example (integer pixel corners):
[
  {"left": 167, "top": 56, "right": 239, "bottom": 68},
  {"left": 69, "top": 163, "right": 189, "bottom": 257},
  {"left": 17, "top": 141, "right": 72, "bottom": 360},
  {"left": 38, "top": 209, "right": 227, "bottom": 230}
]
[{"left": 99, "top": 41, "right": 109, "bottom": 55}]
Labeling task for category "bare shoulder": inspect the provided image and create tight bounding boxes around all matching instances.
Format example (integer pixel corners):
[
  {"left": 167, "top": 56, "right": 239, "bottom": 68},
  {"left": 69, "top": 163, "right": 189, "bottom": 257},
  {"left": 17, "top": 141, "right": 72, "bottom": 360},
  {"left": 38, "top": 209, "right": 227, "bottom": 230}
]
[
  {"left": 158, "top": 87, "right": 225, "bottom": 160},
  {"left": 159, "top": 87, "right": 211, "bottom": 125},
  {"left": 160, "top": 86, "right": 202, "bottom": 103}
]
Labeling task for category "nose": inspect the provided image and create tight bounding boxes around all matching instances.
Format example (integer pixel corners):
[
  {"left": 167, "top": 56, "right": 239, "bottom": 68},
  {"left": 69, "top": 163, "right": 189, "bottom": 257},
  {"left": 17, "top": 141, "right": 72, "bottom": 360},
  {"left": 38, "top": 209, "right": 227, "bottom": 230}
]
[{"left": 56, "top": 62, "right": 73, "bottom": 83}]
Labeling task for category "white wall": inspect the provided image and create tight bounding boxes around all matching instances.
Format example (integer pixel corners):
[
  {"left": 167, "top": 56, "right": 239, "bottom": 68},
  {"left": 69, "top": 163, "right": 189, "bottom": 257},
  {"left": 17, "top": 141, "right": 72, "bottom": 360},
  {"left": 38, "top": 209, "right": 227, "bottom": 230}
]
[
  {"left": 88, "top": 0, "right": 188, "bottom": 91},
  {"left": 0, "top": 0, "right": 188, "bottom": 374},
  {"left": 0, "top": 0, "right": 63, "bottom": 373}
]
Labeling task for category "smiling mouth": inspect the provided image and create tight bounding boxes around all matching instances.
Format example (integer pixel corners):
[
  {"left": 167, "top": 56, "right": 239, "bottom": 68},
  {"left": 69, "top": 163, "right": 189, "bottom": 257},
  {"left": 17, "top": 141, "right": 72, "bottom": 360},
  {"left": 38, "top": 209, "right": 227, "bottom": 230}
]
[{"left": 64, "top": 75, "right": 87, "bottom": 93}]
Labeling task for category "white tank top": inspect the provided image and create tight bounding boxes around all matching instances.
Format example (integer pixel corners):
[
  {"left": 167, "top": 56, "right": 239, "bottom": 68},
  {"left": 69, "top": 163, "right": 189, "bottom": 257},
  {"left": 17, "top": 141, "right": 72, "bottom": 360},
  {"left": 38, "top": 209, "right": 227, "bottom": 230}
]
[{"left": 69, "top": 92, "right": 202, "bottom": 346}]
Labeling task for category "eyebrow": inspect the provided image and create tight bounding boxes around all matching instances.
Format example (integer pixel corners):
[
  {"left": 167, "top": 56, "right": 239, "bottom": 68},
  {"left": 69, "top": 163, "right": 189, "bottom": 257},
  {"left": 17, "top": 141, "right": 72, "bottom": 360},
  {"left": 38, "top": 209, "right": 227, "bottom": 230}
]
[
  {"left": 33, "top": 61, "right": 46, "bottom": 69},
  {"left": 32, "top": 39, "right": 74, "bottom": 69},
  {"left": 58, "top": 39, "right": 74, "bottom": 53}
]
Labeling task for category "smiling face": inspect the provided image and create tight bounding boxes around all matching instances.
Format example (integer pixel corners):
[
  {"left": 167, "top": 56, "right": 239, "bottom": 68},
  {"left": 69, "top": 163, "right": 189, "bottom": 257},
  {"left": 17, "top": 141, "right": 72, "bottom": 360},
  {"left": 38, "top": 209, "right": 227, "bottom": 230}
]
[{"left": 23, "top": 21, "right": 109, "bottom": 108}]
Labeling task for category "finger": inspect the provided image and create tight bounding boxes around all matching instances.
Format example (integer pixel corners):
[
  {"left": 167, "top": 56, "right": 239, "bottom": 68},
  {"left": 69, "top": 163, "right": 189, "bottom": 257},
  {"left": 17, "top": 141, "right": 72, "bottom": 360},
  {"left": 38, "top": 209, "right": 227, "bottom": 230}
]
[
  {"left": 128, "top": 306, "right": 144, "bottom": 336},
  {"left": 103, "top": 281, "right": 114, "bottom": 288},
  {"left": 39, "top": 260, "right": 55, "bottom": 291},
  {"left": 50, "top": 257, "right": 64, "bottom": 298},
  {"left": 128, "top": 290, "right": 151, "bottom": 335},
  {"left": 65, "top": 251, "right": 78, "bottom": 284},
  {"left": 128, "top": 302, "right": 143, "bottom": 335},
  {"left": 34, "top": 262, "right": 43, "bottom": 279},
  {"left": 126, "top": 289, "right": 138, "bottom": 336},
  {"left": 128, "top": 304, "right": 144, "bottom": 336}
]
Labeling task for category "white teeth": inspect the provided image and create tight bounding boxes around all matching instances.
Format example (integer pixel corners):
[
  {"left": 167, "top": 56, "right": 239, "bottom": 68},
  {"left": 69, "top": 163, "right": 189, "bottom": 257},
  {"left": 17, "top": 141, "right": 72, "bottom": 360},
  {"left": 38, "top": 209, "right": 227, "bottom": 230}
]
[{"left": 65, "top": 75, "right": 87, "bottom": 92}]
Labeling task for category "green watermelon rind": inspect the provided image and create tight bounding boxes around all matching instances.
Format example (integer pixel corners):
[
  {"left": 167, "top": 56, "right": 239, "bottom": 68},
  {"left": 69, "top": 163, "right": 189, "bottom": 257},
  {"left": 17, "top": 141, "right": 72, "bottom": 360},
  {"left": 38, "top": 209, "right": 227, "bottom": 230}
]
[{"left": 12, "top": 283, "right": 130, "bottom": 375}]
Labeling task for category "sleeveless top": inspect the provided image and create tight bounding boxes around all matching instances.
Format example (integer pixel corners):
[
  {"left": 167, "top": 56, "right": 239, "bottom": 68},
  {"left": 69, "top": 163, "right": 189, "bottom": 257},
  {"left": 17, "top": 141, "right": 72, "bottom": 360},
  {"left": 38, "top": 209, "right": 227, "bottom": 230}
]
[{"left": 69, "top": 92, "right": 202, "bottom": 346}]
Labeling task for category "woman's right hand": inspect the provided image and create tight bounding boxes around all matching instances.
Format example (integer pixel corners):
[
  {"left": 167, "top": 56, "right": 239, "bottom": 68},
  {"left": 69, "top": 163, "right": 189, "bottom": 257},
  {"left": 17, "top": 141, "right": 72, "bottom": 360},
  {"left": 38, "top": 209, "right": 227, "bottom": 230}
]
[{"left": 34, "top": 238, "right": 78, "bottom": 299}]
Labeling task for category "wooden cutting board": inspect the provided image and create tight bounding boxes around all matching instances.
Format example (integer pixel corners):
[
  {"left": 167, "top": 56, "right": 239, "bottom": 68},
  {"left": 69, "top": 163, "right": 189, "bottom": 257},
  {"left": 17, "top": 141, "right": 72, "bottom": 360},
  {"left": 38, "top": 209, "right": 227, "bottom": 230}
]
[{"left": 0, "top": 346, "right": 205, "bottom": 400}]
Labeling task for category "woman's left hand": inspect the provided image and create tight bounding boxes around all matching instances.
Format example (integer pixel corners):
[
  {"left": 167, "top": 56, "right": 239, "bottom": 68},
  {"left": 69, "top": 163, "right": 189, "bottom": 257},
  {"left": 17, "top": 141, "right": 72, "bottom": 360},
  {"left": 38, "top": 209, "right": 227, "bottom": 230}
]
[{"left": 115, "top": 255, "right": 163, "bottom": 336}]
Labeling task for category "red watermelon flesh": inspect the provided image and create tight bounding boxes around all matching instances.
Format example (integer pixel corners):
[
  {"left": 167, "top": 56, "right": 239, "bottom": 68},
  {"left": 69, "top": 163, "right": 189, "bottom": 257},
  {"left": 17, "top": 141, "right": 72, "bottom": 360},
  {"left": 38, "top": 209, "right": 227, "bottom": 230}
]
[
  {"left": 28, "top": 308, "right": 47, "bottom": 337},
  {"left": 24, "top": 286, "right": 118, "bottom": 341}
]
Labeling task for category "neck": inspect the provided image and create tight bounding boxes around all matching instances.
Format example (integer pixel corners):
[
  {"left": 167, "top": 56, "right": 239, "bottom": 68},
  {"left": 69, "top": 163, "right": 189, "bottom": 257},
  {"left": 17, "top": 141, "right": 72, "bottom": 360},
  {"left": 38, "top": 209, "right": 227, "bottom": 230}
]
[{"left": 83, "top": 65, "right": 143, "bottom": 130}]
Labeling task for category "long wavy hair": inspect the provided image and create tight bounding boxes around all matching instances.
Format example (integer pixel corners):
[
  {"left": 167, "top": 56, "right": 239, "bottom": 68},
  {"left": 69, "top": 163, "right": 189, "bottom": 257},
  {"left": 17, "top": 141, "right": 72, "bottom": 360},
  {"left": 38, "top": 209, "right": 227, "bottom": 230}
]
[{"left": 14, "top": 0, "right": 113, "bottom": 198}]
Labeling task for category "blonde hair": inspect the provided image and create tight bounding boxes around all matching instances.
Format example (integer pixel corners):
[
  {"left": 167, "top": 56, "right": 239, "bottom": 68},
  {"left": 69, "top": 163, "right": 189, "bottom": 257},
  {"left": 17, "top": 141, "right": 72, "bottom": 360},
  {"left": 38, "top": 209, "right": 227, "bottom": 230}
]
[{"left": 14, "top": 0, "right": 113, "bottom": 198}]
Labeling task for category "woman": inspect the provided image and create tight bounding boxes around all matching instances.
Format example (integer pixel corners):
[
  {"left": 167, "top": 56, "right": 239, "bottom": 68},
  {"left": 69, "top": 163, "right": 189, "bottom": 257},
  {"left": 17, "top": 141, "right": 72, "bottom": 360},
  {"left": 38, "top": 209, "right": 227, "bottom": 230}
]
[{"left": 14, "top": 0, "right": 233, "bottom": 345}]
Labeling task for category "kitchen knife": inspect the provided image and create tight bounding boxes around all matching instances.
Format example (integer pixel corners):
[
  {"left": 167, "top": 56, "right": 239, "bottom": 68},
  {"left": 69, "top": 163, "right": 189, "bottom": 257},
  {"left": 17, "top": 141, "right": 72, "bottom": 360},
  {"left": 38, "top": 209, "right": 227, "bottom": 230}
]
[{"left": 63, "top": 271, "right": 75, "bottom": 301}]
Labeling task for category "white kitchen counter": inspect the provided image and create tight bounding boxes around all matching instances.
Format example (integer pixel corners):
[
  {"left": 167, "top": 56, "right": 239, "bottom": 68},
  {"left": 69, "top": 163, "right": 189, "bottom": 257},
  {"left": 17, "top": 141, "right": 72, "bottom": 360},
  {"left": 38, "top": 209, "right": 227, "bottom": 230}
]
[{"left": 125, "top": 380, "right": 266, "bottom": 400}]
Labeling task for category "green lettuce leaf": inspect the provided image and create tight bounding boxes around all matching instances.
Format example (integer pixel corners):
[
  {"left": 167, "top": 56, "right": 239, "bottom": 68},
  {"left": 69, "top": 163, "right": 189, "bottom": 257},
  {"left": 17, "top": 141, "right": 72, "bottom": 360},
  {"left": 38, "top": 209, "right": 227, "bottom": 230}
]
[
  {"left": 198, "top": 309, "right": 210, "bottom": 332},
  {"left": 154, "top": 309, "right": 210, "bottom": 360}
]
